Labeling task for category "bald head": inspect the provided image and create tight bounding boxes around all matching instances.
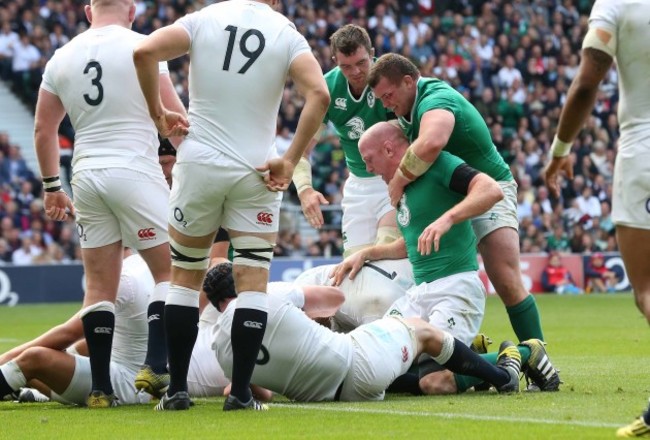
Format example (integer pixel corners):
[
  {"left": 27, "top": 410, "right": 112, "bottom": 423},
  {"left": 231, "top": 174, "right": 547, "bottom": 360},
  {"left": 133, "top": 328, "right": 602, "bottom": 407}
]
[
  {"left": 359, "top": 122, "right": 409, "bottom": 183},
  {"left": 86, "top": 0, "right": 135, "bottom": 28}
]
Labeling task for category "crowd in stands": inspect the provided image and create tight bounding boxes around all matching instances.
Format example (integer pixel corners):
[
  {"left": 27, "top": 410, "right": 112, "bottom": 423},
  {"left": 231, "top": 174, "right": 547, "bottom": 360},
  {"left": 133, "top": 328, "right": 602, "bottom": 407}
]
[{"left": 0, "top": 0, "right": 618, "bottom": 262}]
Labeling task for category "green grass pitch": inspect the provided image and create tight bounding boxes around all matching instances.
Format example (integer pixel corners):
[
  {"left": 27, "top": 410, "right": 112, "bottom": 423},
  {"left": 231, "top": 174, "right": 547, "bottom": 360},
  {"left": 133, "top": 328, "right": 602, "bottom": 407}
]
[{"left": 0, "top": 294, "right": 648, "bottom": 439}]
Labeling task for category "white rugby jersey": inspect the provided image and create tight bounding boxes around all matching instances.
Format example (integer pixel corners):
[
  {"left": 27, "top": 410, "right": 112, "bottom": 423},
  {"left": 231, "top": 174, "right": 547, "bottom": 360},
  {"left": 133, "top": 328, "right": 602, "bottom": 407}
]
[
  {"left": 111, "top": 254, "right": 152, "bottom": 369},
  {"left": 589, "top": 0, "right": 650, "bottom": 149},
  {"left": 40, "top": 25, "right": 168, "bottom": 175},
  {"left": 294, "top": 259, "right": 414, "bottom": 331},
  {"left": 176, "top": 1, "right": 311, "bottom": 168},
  {"left": 214, "top": 283, "right": 353, "bottom": 402}
]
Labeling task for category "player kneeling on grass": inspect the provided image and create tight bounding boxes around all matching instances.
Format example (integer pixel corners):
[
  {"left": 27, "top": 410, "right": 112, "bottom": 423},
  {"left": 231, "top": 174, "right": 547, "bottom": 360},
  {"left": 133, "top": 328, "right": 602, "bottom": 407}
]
[{"left": 208, "top": 263, "right": 521, "bottom": 403}]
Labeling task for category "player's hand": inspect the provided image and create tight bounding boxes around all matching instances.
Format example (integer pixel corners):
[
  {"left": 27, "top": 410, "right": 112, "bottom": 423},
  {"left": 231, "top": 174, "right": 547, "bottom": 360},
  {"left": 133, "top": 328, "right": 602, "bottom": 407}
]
[
  {"left": 299, "top": 188, "right": 329, "bottom": 229},
  {"left": 329, "top": 251, "right": 367, "bottom": 286},
  {"left": 44, "top": 191, "right": 75, "bottom": 222},
  {"left": 418, "top": 215, "right": 453, "bottom": 255},
  {"left": 388, "top": 171, "right": 411, "bottom": 207},
  {"left": 154, "top": 109, "right": 189, "bottom": 138},
  {"left": 256, "top": 158, "right": 295, "bottom": 192},
  {"left": 543, "top": 156, "right": 573, "bottom": 198}
]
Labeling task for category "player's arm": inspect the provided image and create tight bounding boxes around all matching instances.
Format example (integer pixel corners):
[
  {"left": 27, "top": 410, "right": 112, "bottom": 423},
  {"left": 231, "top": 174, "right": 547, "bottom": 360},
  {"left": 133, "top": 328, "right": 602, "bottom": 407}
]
[
  {"left": 544, "top": 26, "right": 614, "bottom": 196},
  {"left": 285, "top": 53, "right": 330, "bottom": 166},
  {"left": 133, "top": 24, "right": 190, "bottom": 137},
  {"left": 388, "top": 109, "right": 454, "bottom": 207},
  {"left": 330, "top": 238, "right": 407, "bottom": 285},
  {"left": 159, "top": 72, "right": 187, "bottom": 149},
  {"left": 0, "top": 313, "right": 83, "bottom": 364},
  {"left": 33, "top": 88, "right": 75, "bottom": 221},
  {"left": 294, "top": 124, "right": 330, "bottom": 229},
  {"left": 301, "top": 285, "right": 345, "bottom": 319},
  {"left": 259, "top": 53, "right": 329, "bottom": 192},
  {"left": 418, "top": 168, "right": 503, "bottom": 255}
]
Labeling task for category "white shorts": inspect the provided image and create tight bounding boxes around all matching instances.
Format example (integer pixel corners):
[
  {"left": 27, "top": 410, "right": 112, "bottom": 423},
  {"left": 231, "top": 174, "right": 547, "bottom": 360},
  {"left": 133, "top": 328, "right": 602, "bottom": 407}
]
[
  {"left": 169, "top": 142, "right": 282, "bottom": 236},
  {"left": 471, "top": 180, "right": 519, "bottom": 242},
  {"left": 341, "top": 174, "right": 395, "bottom": 250},
  {"left": 384, "top": 271, "right": 485, "bottom": 347},
  {"left": 71, "top": 168, "right": 169, "bottom": 250},
  {"left": 187, "top": 327, "right": 230, "bottom": 397},
  {"left": 57, "top": 355, "right": 150, "bottom": 405},
  {"left": 339, "top": 317, "right": 417, "bottom": 401},
  {"left": 612, "top": 144, "right": 650, "bottom": 229}
]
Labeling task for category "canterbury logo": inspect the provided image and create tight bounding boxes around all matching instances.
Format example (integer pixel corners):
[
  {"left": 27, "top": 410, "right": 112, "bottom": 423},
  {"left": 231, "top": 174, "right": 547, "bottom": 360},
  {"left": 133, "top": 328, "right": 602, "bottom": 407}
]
[
  {"left": 148, "top": 314, "right": 160, "bottom": 322},
  {"left": 244, "top": 320, "right": 263, "bottom": 329},
  {"left": 94, "top": 327, "right": 112, "bottom": 334},
  {"left": 401, "top": 346, "right": 409, "bottom": 363},
  {"left": 334, "top": 97, "right": 347, "bottom": 110},
  {"left": 256, "top": 212, "right": 273, "bottom": 225},
  {"left": 137, "top": 228, "right": 156, "bottom": 240}
]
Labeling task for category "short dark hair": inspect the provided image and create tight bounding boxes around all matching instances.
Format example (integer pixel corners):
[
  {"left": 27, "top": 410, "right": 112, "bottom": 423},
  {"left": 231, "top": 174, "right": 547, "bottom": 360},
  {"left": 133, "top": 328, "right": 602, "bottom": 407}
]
[
  {"left": 368, "top": 53, "right": 420, "bottom": 88},
  {"left": 330, "top": 24, "right": 372, "bottom": 57},
  {"left": 203, "top": 262, "right": 237, "bottom": 311}
]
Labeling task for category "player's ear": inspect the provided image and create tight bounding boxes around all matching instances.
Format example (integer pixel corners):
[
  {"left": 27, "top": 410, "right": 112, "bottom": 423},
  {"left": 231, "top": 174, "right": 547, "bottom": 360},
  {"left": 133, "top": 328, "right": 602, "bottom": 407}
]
[
  {"left": 128, "top": 3, "right": 136, "bottom": 23},
  {"left": 84, "top": 5, "right": 92, "bottom": 24}
]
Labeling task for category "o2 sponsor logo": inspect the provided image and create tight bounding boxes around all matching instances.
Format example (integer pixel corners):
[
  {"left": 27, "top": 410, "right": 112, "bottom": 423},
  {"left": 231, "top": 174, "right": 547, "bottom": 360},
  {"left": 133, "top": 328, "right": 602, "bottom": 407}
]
[{"left": 0, "top": 270, "right": 19, "bottom": 306}]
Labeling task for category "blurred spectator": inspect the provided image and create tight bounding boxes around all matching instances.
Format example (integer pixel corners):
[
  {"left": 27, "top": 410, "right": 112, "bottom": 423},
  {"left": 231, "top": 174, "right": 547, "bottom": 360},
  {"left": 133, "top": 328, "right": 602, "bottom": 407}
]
[
  {"left": 11, "top": 235, "right": 42, "bottom": 265},
  {"left": 541, "top": 251, "right": 582, "bottom": 294},
  {"left": 584, "top": 252, "right": 618, "bottom": 293},
  {"left": 0, "top": 21, "right": 18, "bottom": 81}
]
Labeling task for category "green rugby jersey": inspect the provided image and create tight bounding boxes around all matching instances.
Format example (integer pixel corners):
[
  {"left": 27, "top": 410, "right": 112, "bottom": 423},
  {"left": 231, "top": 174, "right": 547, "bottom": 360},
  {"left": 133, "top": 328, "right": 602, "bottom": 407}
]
[
  {"left": 398, "top": 77, "right": 512, "bottom": 182},
  {"left": 324, "top": 66, "right": 392, "bottom": 177},
  {"left": 396, "top": 151, "right": 478, "bottom": 284}
]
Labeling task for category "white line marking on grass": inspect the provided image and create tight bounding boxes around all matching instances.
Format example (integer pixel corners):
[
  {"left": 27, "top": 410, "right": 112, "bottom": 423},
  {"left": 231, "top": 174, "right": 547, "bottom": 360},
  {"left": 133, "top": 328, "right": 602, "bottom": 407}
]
[
  {"left": 272, "top": 403, "right": 621, "bottom": 429},
  {"left": 0, "top": 338, "right": 18, "bottom": 343}
]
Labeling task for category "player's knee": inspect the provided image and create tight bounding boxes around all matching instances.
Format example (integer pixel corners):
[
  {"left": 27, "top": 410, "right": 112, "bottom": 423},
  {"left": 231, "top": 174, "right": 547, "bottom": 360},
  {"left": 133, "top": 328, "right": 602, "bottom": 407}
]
[
  {"left": 19, "top": 347, "right": 53, "bottom": 371},
  {"left": 169, "top": 238, "right": 211, "bottom": 271},
  {"left": 419, "top": 371, "right": 456, "bottom": 395},
  {"left": 230, "top": 236, "right": 274, "bottom": 270}
]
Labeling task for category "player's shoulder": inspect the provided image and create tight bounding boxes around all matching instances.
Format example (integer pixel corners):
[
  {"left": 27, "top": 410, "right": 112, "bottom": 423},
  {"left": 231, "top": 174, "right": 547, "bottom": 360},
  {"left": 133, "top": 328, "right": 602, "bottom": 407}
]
[
  {"left": 589, "top": 0, "right": 624, "bottom": 21},
  {"left": 324, "top": 67, "right": 345, "bottom": 90}
]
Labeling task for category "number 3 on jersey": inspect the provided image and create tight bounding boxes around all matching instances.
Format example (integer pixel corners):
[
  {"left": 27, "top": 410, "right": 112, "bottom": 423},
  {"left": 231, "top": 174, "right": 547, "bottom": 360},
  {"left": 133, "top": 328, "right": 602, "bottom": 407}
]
[
  {"left": 83, "top": 61, "right": 103, "bottom": 106},
  {"left": 223, "top": 25, "right": 265, "bottom": 74}
]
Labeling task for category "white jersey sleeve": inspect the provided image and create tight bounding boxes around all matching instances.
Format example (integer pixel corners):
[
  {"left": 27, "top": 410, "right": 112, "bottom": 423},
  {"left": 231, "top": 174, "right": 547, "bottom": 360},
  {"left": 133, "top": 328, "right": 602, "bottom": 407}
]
[
  {"left": 40, "top": 25, "right": 168, "bottom": 176},
  {"left": 175, "top": 2, "right": 311, "bottom": 168},
  {"left": 588, "top": 0, "right": 650, "bottom": 146}
]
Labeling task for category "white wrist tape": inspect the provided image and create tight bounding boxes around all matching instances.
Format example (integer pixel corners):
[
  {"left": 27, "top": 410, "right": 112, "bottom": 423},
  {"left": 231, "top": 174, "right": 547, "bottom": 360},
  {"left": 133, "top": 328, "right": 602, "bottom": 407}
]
[
  {"left": 399, "top": 147, "right": 432, "bottom": 180},
  {"left": 551, "top": 135, "right": 573, "bottom": 157},
  {"left": 293, "top": 157, "right": 313, "bottom": 194}
]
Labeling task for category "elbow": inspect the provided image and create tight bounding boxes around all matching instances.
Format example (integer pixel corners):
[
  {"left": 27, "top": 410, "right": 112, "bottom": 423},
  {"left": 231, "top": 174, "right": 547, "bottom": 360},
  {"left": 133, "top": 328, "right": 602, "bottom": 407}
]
[
  {"left": 492, "top": 184, "right": 505, "bottom": 204},
  {"left": 311, "top": 87, "right": 330, "bottom": 113},
  {"left": 132, "top": 45, "right": 154, "bottom": 68},
  {"left": 326, "top": 287, "right": 346, "bottom": 309}
]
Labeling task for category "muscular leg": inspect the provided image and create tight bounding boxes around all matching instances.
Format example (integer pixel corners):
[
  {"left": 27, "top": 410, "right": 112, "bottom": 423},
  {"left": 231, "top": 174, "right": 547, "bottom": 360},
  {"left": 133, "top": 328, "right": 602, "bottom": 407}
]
[
  {"left": 0, "top": 347, "right": 76, "bottom": 397},
  {"left": 479, "top": 227, "right": 544, "bottom": 341},
  {"left": 139, "top": 242, "right": 172, "bottom": 374},
  {"left": 617, "top": 226, "right": 650, "bottom": 324},
  {"left": 226, "top": 229, "right": 276, "bottom": 407},
  {"left": 164, "top": 227, "right": 214, "bottom": 397},
  {"left": 80, "top": 242, "right": 123, "bottom": 396}
]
